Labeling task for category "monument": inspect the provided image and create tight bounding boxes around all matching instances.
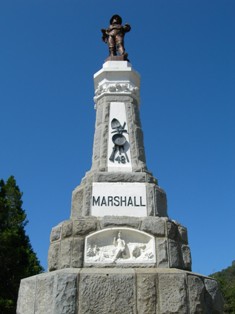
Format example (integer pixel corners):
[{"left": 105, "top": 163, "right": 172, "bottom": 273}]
[{"left": 17, "top": 15, "right": 223, "bottom": 313}]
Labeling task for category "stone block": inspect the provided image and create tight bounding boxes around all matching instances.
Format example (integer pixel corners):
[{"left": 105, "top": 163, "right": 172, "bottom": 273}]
[
  {"left": 78, "top": 269, "right": 135, "bottom": 314},
  {"left": 50, "top": 224, "right": 62, "bottom": 242},
  {"left": 95, "top": 103, "right": 103, "bottom": 127},
  {"left": 155, "top": 187, "right": 168, "bottom": 217},
  {"left": 100, "top": 216, "right": 140, "bottom": 229},
  {"left": 146, "top": 183, "right": 155, "bottom": 216},
  {"left": 132, "top": 100, "right": 141, "bottom": 125},
  {"left": 60, "top": 238, "right": 72, "bottom": 269},
  {"left": 71, "top": 186, "right": 84, "bottom": 218},
  {"left": 205, "top": 278, "right": 224, "bottom": 313},
  {"left": 92, "top": 126, "right": 102, "bottom": 165},
  {"left": 167, "top": 220, "right": 179, "bottom": 240},
  {"left": 188, "top": 275, "right": 206, "bottom": 313},
  {"left": 17, "top": 269, "right": 223, "bottom": 314},
  {"left": 168, "top": 239, "right": 183, "bottom": 269},
  {"left": 61, "top": 220, "right": 73, "bottom": 239},
  {"left": 136, "top": 272, "right": 157, "bottom": 313},
  {"left": 48, "top": 242, "right": 60, "bottom": 271},
  {"left": 178, "top": 225, "right": 188, "bottom": 244},
  {"left": 156, "top": 238, "right": 169, "bottom": 268},
  {"left": 181, "top": 244, "right": 192, "bottom": 271},
  {"left": 141, "top": 217, "right": 165, "bottom": 236},
  {"left": 34, "top": 273, "right": 54, "bottom": 314},
  {"left": 17, "top": 276, "right": 36, "bottom": 314},
  {"left": 136, "top": 127, "right": 146, "bottom": 163},
  {"left": 94, "top": 171, "right": 147, "bottom": 182},
  {"left": 103, "top": 95, "right": 133, "bottom": 103},
  {"left": 73, "top": 218, "right": 97, "bottom": 236},
  {"left": 158, "top": 273, "right": 188, "bottom": 314},
  {"left": 54, "top": 271, "right": 78, "bottom": 314},
  {"left": 71, "top": 237, "right": 84, "bottom": 268},
  {"left": 83, "top": 183, "right": 92, "bottom": 215}
]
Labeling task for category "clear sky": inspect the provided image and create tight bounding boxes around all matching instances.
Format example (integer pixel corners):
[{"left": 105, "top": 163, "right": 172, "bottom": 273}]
[{"left": 0, "top": 0, "right": 234, "bottom": 276}]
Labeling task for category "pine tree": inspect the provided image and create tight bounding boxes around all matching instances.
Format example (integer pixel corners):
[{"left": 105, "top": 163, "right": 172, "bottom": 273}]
[{"left": 0, "top": 176, "right": 43, "bottom": 314}]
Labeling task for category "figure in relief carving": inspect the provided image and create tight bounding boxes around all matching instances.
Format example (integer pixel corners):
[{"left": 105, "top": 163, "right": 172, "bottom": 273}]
[
  {"left": 112, "top": 231, "right": 126, "bottom": 262},
  {"left": 101, "top": 15, "right": 131, "bottom": 60}
]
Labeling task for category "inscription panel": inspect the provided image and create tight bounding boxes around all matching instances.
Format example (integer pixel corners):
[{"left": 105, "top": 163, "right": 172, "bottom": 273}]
[{"left": 91, "top": 182, "right": 147, "bottom": 217}]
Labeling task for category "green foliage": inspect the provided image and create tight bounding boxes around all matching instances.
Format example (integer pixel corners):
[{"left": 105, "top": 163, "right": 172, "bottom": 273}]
[
  {"left": 0, "top": 176, "right": 43, "bottom": 314},
  {"left": 210, "top": 261, "right": 235, "bottom": 313}
]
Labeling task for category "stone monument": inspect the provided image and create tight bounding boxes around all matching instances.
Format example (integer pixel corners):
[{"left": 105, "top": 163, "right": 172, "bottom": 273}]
[{"left": 17, "top": 15, "right": 223, "bottom": 314}]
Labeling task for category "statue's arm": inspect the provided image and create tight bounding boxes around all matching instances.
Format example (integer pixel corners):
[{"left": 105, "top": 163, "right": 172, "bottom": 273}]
[
  {"left": 101, "top": 28, "right": 108, "bottom": 42},
  {"left": 123, "top": 24, "right": 131, "bottom": 33}
]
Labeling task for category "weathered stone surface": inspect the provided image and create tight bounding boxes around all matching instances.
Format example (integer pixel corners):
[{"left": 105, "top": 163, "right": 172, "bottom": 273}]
[
  {"left": 17, "top": 269, "right": 223, "bottom": 314},
  {"left": 168, "top": 239, "right": 183, "bottom": 269},
  {"left": 54, "top": 271, "right": 78, "bottom": 314},
  {"left": 181, "top": 244, "right": 192, "bottom": 271},
  {"left": 92, "top": 126, "right": 102, "bottom": 166},
  {"left": 83, "top": 181, "right": 93, "bottom": 216},
  {"left": 100, "top": 216, "right": 140, "bottom": 229},
  {"left": 17, "top": 270, "right": 81, "bottom": 314},
  {"left": 95, "top": 101, "right": 103, "bottom": 127},
  {"left": 48, "top": 217, "right": 192, "bottom": 271},
  {"left": 136, "top": 126, "right": 146, "bottom": 164},
  {"left": 73, "top": 218, "right": 97, "bottom": 235},
  {"left": 156, "top": 238, "right": 169, "bottom": 268},
  {"left": 205, "top": 278, "right": 224, "bottom": 313},
  {"left": 167, "top": 220, "right": 179, "bottom": 240},
  {"left": 79, "top": 269, "right": 135, "bottom": 314},
  {"left": 146, "top": 183, "right": 155, "bottom": 216},
  {"left": 155, "top": 187, "right": 168, "bottom": 217},
  {"left": 71, "top": 237, "right": 84, "bottom": 268},
  {"left": 48, "top": 242, "right": 60, "bottom": 271},
  {"left": 100, "top": 95, "right": 134, "bottom": 103},
  {"left": 34, "top": 273, "right": 54, "bottom": 314},
  {"left": 178, "top": 225, "right": 188, "bottom": 244},
  {"left": 61, "top": 220, "right": 73, "bottom": 239},
  {"left": 188, "top": 275, "right": 206, "bottom": 313},
  {"left": 71, "top": 186, "right": 84, "bottom": 218},
  {"left": 92, "top": 171, "right": 157, "bottom": 184},
  {"left": 136, "top": 272, "right": 157, "bottom": 313},
  {"left": 94, "top": 172, "right": 147, "bottom": 182},
  {"left": 17, "top": 276, "right": 36, "bottom": 314},
  {"left": 141, "top": 217, "right": 166, "bottom": 236},
  {"left": 158, "top": 273, "right": 188, "bottom": 313},
  {"left": 60, "top": 238, "right": 72, "bottom": 268},
  {"left": 50, "top": 224, "right": 62, "bottom": 242}
]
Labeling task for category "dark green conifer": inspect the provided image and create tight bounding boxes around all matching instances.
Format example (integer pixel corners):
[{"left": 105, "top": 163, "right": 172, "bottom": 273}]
[{"left": 0, "top": 176, "right": 43, "bottom": 314}]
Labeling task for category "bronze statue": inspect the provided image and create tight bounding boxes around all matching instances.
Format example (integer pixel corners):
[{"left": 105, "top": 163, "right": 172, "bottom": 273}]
[{"left": 101, "top": 15, "right": 131, "bottom": 60}]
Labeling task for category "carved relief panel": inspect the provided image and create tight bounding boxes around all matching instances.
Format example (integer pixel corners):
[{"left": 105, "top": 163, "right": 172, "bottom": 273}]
[
  {"left": 84, "top": 227, "right": 156, "bottom": 266},
  {"left": 107, "top": 102, "right": 132, "bottom": 172}
]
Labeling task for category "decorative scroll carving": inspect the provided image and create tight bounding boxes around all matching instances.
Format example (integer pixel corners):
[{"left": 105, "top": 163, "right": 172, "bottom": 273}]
[
  {"left": 85, "top": 227, "right": 156, "bottom": 265},
  {"left": 94, "top": 82, "right": 139, "bottom": 101}
]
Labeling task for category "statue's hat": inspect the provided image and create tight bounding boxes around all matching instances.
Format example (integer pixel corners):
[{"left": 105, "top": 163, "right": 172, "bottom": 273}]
[{"left": 110, "top": 14, "right": 122, "bottom": 24}]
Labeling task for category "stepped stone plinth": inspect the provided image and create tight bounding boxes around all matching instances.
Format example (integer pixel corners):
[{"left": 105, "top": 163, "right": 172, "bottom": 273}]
[{"left": 17, "top": 59, "right": 223, "bottom": 313}]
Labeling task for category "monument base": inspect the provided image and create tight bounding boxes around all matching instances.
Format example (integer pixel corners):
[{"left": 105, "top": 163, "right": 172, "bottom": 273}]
[{"left": 17, "top": 268, "right": 223, "bottom": 314}]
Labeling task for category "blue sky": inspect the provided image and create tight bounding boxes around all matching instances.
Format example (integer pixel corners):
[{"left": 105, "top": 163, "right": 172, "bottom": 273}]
[{"left": 0, "top": 0, "right": 234, "bottom": 275}]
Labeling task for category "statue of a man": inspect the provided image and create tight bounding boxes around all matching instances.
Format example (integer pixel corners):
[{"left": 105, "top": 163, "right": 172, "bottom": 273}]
[{"left": 101, "top": 15, "right": 131, "bottom": 60}]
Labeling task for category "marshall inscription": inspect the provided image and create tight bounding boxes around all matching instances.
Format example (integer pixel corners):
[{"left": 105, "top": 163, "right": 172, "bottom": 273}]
[
  {"left": 92, "top": 195, "right": 146, "bottom": 207},
  {"left": 91, "top": 182, "right": 147, "bottom": 217}
]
